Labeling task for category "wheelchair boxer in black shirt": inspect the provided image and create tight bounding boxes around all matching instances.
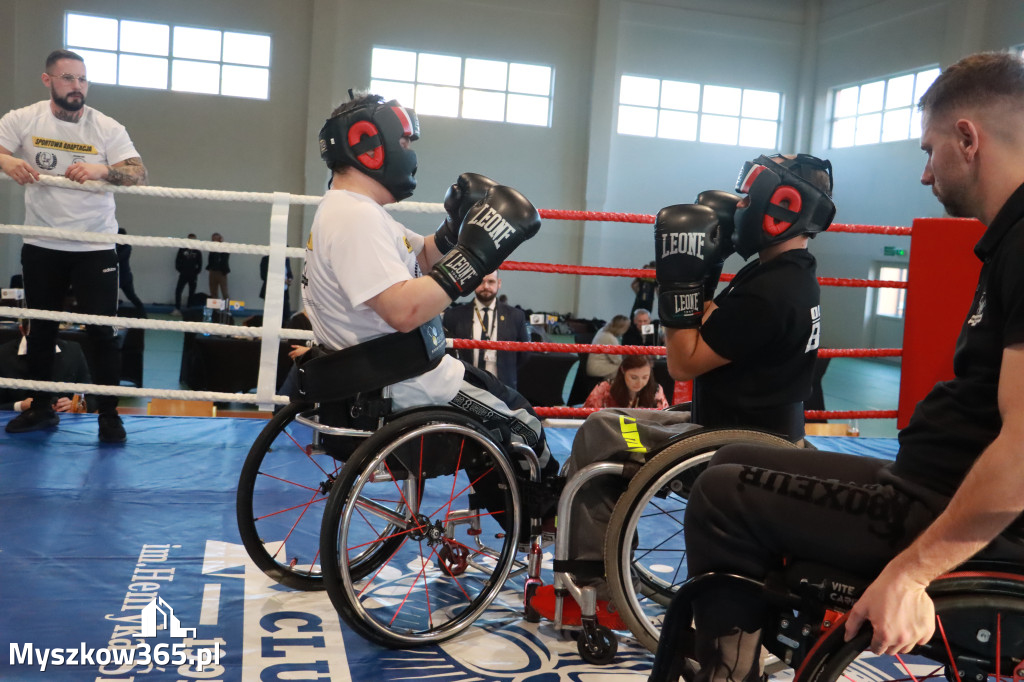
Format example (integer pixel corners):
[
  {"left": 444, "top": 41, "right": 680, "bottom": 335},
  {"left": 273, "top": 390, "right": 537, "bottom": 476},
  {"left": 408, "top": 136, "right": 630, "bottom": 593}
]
[{"left": 532, "top": 154, "right": 835, "bottom": 628}]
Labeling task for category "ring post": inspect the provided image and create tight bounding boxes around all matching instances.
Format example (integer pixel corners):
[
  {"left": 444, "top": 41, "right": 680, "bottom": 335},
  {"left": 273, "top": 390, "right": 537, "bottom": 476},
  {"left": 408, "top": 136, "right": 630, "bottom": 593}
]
[
  {"left": 255, "top": 192, "right": 291, "bottom": 410},
  {"left": 897, "top": 217, "right": 985, "bottom": 428}
]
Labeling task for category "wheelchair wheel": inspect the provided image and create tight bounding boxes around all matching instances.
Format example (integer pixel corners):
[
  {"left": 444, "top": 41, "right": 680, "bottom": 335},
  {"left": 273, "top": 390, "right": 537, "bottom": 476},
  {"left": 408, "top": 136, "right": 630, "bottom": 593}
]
[
  {"left": 604, "top": 428, "right": 797, "bottom": 652},
  {"left": 237, "top": 402, "right": 331, "bottom": 590},
  {"left": 237, "top": 402, "right": 398, "bottom": 591},
  {"left": 798, "top": 594, "right": 1024, "bottom": 682},
  {"left": 320, "top": 409, "right": 522, "bottom": 648}
]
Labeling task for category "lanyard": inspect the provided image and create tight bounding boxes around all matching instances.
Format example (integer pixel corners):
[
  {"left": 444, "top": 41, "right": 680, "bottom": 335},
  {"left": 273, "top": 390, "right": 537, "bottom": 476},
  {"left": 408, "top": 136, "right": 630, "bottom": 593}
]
[{"left": 474, "top": 305, "right": 496, "bottom": 340}]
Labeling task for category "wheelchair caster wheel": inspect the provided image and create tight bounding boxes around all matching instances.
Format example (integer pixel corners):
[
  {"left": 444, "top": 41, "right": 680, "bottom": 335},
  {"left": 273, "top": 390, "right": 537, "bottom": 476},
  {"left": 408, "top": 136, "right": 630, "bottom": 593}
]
[{"left": 577, "top": 624, "right": 617, "bottom": 665}]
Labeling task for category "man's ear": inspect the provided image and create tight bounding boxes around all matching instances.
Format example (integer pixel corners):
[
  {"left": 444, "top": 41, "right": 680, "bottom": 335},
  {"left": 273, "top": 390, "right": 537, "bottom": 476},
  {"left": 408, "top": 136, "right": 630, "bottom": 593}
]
[{"left": 955, "top": 118, "right": 980, "bottom": 162}]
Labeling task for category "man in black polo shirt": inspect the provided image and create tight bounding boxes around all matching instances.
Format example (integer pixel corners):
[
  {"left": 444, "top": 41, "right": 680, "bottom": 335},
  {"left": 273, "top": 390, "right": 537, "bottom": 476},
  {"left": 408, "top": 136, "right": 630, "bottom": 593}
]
[
  {"left": 531, "top": 154, "right": 835, "bottom": 628},
  {"left": 679, "top": 52, "right": 1024, "bottom": 682}
]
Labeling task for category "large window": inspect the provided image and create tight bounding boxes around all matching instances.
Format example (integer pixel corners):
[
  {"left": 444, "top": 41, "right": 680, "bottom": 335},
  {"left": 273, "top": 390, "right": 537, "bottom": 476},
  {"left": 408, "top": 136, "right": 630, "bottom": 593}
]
[
  {"left": 830, "top": 67, "right": 939, "bottom": 148},
  {"left": 64, "top": 12, "right": 271, "bottom": 99},
  {"left": 875, "top": 265, "right": 909, "bottom": 318},
  {"left": 616, "top": 75, "right": 781, "bottom": 148},
  {"left": 370, "top": 47, "right": 553, "bottom": 127}
]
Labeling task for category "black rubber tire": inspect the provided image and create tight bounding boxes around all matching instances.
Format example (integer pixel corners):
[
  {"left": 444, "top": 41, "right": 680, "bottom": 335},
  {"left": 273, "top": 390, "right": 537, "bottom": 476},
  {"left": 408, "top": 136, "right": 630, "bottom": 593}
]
[
  {"left": 577, "top": 624, "right": 619, "bottom": 665},
  {"left": 237, "top": 402, "right": 401, "bottom": 590},
  {"left": 797, "top": 594, "right": 1024, "bottom": 682},
  {"left": 236, "top": 402, "right": 329, "bottom": 590},
  {"left": 604, "top": 428, "right": 797, "bottom": 652}
]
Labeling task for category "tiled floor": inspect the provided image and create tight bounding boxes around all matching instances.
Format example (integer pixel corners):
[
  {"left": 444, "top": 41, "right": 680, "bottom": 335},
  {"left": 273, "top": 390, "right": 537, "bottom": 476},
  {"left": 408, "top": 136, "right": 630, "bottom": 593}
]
[{"left": 127, "top": 319, "right": 903, "bottom": 438}]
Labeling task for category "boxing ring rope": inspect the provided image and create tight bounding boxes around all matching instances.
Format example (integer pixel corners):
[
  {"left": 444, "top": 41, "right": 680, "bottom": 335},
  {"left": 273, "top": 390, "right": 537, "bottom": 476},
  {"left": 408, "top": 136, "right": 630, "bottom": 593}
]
[{"left": 0, "top": 174, "right": 907, "bottom": 423}]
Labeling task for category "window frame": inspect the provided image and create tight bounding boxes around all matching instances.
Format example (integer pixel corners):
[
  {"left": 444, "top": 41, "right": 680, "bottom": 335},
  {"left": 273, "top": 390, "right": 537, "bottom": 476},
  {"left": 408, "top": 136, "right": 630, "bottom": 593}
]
[
  {"left": 369, "top": 46, "right": 554, "bottom": 127},
  {"left": 828, "top": 66, "right": 940, "bottom": 149},
  {"left": 615, "top": 74, "right": 782, "bottom": 149},
  {"left": 63, "top": 11, "right": 272, "bottom": 100}
]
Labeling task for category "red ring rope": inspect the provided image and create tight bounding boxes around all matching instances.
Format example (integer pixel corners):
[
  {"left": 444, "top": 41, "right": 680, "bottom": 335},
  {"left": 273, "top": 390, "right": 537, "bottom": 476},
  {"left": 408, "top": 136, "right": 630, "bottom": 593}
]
[
  {"left": 537, "top": 208, "right": 913, "bottom": 237},
  {"left": 534, "top": 407, "right": 897, "bottom": 420},
  {"left": 450, "top": 339, "right": 901, "bottom": 359},
  {"left": 468, "top": 212, "right": 909, "bottom": 422},
  {"left": 501, "top": 261, "right": 906, "bottom": 289}
]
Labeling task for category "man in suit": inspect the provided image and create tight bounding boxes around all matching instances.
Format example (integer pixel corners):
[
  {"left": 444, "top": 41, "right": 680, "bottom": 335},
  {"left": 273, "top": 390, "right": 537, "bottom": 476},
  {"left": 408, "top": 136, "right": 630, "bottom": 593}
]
[
  {"left": 621, "top": 307, "right": 659, "bottom": 347},
  {"left": 443, "top": 270, "right": 528, "bottom": 389}
]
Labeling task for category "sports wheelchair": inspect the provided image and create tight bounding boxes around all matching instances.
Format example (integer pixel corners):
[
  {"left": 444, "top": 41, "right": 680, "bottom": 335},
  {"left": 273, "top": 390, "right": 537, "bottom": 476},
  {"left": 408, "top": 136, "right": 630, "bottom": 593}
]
[
  {"left": 236, "top": 387, "right": 798, "bottom": 663},
  {"left": 648, "top": 557, "right": 1024, "bottom": 682}
]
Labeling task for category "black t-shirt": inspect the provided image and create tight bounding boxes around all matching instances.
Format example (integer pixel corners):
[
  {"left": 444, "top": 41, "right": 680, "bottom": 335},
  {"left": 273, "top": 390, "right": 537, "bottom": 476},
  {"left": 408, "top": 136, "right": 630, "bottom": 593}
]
[
  {"left": 895, "top": 182, "right": 1024, "bottom": 499},
  {"left": 694, "top": 249, "right": 821, "bottom": 440}
]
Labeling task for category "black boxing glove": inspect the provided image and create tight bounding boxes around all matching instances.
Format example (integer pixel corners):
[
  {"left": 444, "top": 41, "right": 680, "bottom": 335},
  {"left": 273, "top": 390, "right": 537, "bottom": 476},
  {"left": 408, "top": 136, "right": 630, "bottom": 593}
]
[
  {"left": 433, "top": 172, "right": 499, "bottom": 255},
  {"left": 696, "top": 190, "right": 740, "bottom": 300},
  {"left": 430, "top": 185, "right": 541, "bottom": 299},
  {"left": 654, "top": 203, "right": 719, "bottom": 329}
]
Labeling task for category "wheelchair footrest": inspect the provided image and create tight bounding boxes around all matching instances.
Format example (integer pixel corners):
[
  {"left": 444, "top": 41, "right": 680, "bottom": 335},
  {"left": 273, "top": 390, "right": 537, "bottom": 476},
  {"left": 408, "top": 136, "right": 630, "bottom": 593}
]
[{"left": 529, "top": 584, "right": 626, "bottom": 630}]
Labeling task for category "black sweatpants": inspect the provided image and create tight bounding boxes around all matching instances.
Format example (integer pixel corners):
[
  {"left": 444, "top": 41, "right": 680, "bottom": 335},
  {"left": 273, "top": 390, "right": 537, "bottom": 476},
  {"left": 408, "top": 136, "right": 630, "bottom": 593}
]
[
  {"left": 175, "top": 273, "right": 197, "bottom": 309},
  {"left": 21, "top": 244, "right": 122, "bottom": 413},
  {"left": 684, "top": 443, "right": 1024, "bottom": 637}
]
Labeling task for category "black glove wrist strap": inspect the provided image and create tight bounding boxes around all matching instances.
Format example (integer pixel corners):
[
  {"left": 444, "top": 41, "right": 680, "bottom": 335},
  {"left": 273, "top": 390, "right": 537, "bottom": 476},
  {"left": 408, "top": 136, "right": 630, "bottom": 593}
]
[
  {"left": 430, "top": 249, "right": 483, "bottom": 300},
  {"left": 658, "top": 284, "right": 703, "bottom": 329}
]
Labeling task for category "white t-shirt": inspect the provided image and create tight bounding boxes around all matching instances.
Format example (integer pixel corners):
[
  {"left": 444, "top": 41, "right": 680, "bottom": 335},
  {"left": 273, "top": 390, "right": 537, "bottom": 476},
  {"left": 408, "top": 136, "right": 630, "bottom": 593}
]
[
  {"left": 302, "top": 190, "right": 464, "bottom": 408},
  {"left": 0, "top": 100, "right": 139, "bottom": 251}
]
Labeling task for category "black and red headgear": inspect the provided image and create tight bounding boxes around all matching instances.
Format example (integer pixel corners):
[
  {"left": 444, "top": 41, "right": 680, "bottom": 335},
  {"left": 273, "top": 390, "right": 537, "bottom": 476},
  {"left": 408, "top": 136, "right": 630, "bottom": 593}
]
[
  {"left": 319, "top": 95, "right": 420, "bottom": 201},
  {"left": 732, "top": 154, "right": 835, "bottom": 259}
]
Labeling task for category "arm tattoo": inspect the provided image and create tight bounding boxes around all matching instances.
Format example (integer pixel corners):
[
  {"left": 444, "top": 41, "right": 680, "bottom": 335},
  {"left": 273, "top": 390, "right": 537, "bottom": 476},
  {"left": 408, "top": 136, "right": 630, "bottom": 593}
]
[{"left": 106, "top": 157, "right": 148, "bottom": 186}]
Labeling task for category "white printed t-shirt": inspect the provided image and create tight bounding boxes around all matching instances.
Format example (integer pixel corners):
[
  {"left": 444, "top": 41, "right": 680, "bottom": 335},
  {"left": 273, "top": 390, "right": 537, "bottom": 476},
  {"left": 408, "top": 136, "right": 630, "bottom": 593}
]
[
  {"left": 301, "top": 189, "right": 465, "bottom": 408},
  {"left": 0, "top": 100, "right": 139, "bottom": 252}
]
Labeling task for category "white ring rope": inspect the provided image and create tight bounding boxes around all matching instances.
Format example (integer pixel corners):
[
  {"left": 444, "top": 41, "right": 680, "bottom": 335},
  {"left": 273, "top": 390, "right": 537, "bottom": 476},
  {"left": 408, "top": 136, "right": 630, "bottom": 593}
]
[
  {"left": 0, "top": 173, "right": 446, "bottom": 214},
  {"left": 0, "top": 223, "right": 307, "bottom": 257},
  {"left": 0, "top": 306, "right": 316, "bottom": 341},
  {"left": 0, "top": 377, "right": 290, "bottom": 405},
  {"left": 0, "top": 176, "right": 452, "bottom": 410}
]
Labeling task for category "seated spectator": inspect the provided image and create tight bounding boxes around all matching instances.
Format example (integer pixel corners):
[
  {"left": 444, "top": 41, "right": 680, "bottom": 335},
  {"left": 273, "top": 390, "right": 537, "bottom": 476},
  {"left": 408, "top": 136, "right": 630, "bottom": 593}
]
[
  {"left": 621, "top": 307, "right": 658, "bottom": 347},
  {"left": 584, "top": 355, "right": 668, "bottom": 409},
  {"left": 0, "top": 321, "right": 93, "bottom": 414},
  {"left": 276, "top": 311, "right": 313, "bottom": 405},
  {"left": 585, "top": 314, "right": 630, "bottom": 380}
]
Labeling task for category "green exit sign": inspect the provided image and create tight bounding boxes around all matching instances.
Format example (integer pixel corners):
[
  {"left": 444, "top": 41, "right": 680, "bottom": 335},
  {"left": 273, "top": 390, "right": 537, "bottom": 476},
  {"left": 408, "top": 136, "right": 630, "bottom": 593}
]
[{"left": 884, "top": 246, "right": 908, "bottom": 257}]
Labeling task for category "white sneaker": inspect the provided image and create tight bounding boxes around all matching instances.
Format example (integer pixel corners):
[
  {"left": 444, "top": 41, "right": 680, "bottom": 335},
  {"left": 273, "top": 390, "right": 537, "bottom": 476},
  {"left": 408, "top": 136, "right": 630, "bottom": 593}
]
[{"left": 171, "top": 308, "right": 182, "bottom": 317}]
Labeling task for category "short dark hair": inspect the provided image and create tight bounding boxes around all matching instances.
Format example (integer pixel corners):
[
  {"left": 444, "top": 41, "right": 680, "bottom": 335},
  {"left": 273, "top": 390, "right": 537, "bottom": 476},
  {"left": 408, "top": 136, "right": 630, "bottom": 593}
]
[
  {"left": 329, "top": 91, "right": 379, "bottom": 119},
  {"left": 776, "top": 155, "right": 833, "bottom": 198},
  {"left": 918, "top": 51, "right": 1024, "bottom": 117},
  {"left": 46, "top": 49, "right": 84, "bottom": 70}
]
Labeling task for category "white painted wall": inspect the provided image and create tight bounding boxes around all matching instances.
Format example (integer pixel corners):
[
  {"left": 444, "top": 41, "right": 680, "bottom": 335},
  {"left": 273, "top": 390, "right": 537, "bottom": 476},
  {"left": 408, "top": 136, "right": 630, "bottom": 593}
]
[{"left": 1, "top": 0, "right": 1022, "bottom": 350}]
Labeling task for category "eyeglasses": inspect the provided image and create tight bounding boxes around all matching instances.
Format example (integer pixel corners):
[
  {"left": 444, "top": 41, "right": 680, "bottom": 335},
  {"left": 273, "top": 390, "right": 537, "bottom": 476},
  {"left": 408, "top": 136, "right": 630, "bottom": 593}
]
[{"left": 49, "top": 73, "right": 89, "bottom": 85}]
